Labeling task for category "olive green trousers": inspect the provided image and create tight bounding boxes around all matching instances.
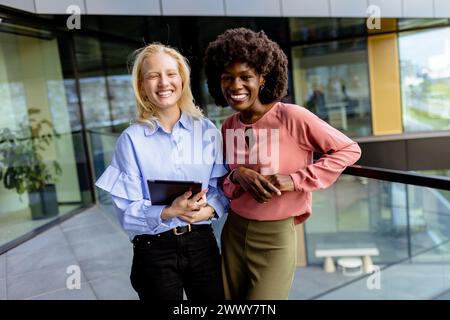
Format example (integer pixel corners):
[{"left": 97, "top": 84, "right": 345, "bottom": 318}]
[{"left": 221, "top": 211, "right": 297, "bottom": 300}]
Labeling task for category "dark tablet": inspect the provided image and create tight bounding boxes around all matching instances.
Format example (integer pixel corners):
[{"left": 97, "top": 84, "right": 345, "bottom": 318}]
[{"left": 147, "top": 179, "right": 203, "bottom": 205}]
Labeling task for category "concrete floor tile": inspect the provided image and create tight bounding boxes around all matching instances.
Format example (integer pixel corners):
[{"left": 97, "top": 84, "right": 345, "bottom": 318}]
[
  {"left": 0, "top": 254, "right": 5, "bottom": 280},
  {"left": 62, "top": 222, "right": 123, "bottom": 246},
  {"left": 78, "top": 247, "right": 132, "bottom": 282},
  {"left": 289, "top": 265, "right": 356, "bottom": 300},
  {"left": 70, "top": 233, "right": 131, "bottom": 262},
  {"left": 317, "top": 263, "right": 450, "bottom": 300},
  {"left": 434, "top": 289, "right": 450, "bottom": 300},
  {"left": 27, "top": 282, "right": 97, "bottom": 300},
  {"left": 0, "top": 279, "right": 5, "bottom": 300},
  {"left": 7, "top": 266, "right": 87, "bottom": 299},
  {"left": 60, "top": 210, "right": 110, "bottom": 231},
  {"left": 7, "top": 243, "right": 77, "bottom": 277},
  {"left": 89, "top": 274, "right": 138, "bottom": 300},
  {"left": 7, "top": 226, "right": 68, "bottom": 257}
]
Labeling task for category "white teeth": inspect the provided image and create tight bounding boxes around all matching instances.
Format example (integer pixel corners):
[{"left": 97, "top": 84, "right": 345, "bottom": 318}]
[
  {"left": 230, "top": 94, "right": 247, "bottom": 101},
  {"left": 157, "top": 90, "right": 172, "bottom": 98}
]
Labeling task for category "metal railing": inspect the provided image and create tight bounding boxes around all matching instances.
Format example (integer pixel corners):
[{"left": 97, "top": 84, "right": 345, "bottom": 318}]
[{"left": 344, "top": 165, "right": 450, "bottom": 191}]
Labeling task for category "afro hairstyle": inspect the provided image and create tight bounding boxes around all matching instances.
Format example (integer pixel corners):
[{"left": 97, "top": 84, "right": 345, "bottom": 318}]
[{"left": 204, "top": 27, "right": 288, "bottom": 107}]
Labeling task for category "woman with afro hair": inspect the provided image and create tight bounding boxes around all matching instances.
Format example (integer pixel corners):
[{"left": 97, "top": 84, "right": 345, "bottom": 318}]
[{"left": 204, "top": 28, "right": 361, "bottom": 299}]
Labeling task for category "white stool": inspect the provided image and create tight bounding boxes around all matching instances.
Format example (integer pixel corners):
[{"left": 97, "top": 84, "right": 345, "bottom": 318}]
[
  {"left": 323, "top": 256, "right": 336, "bottom": 273},
  {"left": 337, "top": 257, "right": 363, "bottom": 276}
]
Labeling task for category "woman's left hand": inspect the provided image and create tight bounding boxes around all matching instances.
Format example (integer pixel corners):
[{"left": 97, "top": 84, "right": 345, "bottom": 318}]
[
  {"left": 263, "top": 174, "right": 295, "bottom": 192},
  {"left": 178, "top": 205, "right": 214, "bottom": 223}
]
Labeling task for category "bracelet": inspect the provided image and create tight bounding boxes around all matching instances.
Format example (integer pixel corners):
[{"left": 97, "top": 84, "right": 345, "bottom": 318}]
[{"left": 207, "top": 205, "right": 216, "bottom": 221}]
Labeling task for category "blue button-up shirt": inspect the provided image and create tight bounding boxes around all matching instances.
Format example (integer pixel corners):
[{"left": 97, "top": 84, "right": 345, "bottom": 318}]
[{"left": 95, "top": 112, "right": 229, "bottom": 241}]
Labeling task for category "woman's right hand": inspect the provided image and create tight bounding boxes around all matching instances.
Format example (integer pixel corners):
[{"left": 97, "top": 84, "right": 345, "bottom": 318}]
[
  {"left": 232, "top": 167, "right": 281, "bottom": 203},
  {"left": 161, "top": 189, "right": 208, "bottom": 220}
]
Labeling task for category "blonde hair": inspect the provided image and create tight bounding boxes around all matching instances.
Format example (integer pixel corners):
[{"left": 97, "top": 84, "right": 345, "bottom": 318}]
[{"left": 130, "top": 43, "right": 203, "bottom": 129}]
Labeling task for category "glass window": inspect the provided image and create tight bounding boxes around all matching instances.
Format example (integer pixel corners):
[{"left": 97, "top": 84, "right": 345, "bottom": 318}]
[
  {"left": 291, "top": 38, "right": 372, "bottom": 137},
  {"left": 305, "top": 174, "right": 450, "bottom": 266},
  {"left": 74, "top": 36, "right": 144, "bottom": 133},
  {"left": 101, "top": 40, "right": 136, "bottom": 132},
  {"left": 0, "top": 24, "right": 91, "bottom": 248},
  {"left": 289, "top": 18, "right": 367, "bottom": 43},
  {"left": 200, "top": 71, "right": 236, "bottom": 129},
  {"left": 399, "top": 26, "right": 450, "bottom": 132},
  {"left": 74, "top": 36, "right": 113, "bottom": 130},
  {"left": 398, "top": 18, "right": 450, "bottom": 31}
]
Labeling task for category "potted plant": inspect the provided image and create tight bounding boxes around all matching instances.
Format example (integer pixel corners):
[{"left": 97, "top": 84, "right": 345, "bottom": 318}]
[{"left": 0, "top": 108, "right": 62, "bottom": 220}]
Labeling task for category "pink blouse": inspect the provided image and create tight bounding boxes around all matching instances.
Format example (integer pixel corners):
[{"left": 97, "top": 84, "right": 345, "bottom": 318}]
[{"left": 221, "top": 102, "right": 361, "bottom": 224}]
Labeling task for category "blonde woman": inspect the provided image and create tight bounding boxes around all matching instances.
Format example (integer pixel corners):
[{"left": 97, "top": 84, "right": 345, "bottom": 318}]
[{"left": 96, "top": 44, "right": 228, "bottom": 300}]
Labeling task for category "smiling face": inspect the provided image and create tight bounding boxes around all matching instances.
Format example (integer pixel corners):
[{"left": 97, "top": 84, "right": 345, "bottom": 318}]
[
  {"left": 140, "top": 52, "right": 183, "bottom": 112},
  {"left": 220, "top": 62, "right": 264, "bottom": 112}
]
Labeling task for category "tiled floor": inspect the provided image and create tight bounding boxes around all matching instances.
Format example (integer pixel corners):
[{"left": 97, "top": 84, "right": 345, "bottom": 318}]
[
  {"left": 0, "top": 206, "right": 137, "bottom": 300},
  {"left": 0, "top": 203, "right": 79, "bottom": 248},
  {"left": 1, "top": 205, "right": 450, "bottom": 300}
]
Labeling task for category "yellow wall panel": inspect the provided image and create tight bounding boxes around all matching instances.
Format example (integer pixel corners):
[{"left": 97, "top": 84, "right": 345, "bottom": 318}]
[{"left": 368, "top": 34, "right": 403, "bottom": 135}]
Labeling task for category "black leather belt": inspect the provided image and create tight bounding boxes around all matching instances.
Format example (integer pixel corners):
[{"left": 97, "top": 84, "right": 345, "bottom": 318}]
[
  {"left": 133, "top": 224, "right": 211, "bottom": 243},
  {"left": 173, "top": 224, "right": 192, "bottom": 235}
]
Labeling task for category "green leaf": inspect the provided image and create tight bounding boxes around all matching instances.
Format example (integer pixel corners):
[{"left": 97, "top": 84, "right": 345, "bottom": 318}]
[{"left": 0, "top": 109, "right": 62, "bottom": 195}]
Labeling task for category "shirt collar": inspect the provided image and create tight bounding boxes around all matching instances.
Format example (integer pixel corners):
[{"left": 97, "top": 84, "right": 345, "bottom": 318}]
[
  {"left": 178, "top": 111, "right": 193, "bottom": 131},
  {"left": 143, "top": 111, "right": 192, "bottom": 136}
]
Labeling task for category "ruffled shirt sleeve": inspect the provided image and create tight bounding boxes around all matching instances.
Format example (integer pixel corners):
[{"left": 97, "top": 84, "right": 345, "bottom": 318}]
[{"left": 95, "top": 132, "right": 172, "bottom": 236}]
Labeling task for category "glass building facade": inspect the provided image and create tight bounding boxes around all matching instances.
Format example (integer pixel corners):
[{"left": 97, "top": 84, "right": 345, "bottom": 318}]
[
  {"left": 0, "top": 25, "right": 92, "bottom": 247},
  {"left": 399, "top": 25, "right": 450, "bottom": 132},
  {"left": 1, "top": 8, "right": 450, "bottom": 270}
]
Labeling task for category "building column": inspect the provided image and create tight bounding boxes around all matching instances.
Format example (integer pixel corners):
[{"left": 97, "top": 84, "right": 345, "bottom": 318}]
[{"left": 367, "top": 31, "right": 403, "bottom": 135}]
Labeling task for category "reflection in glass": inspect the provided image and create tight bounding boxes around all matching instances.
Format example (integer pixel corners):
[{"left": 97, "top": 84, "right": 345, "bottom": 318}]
[
  {"left": 305, "top": 175, "right": 450, "bottom": 266},
  {"left": 307, "top": 179, "right": 450, "bottom": 300},
  {"left": 291, "top": 39, "right": 372, "bottom": 137},
  {"left": 199, "top": 71, "right": 236, "bottom": 129},
  {"left": 399, "top": 26, "right": 450, "bottom": 132},
  {"left": 74, "top": 36, "right": 113, "bottom": 130},
  {"left": 108, "top": 75, "right": 135, "bottom": 128},
  {"left": 0, "top": 26, "right": 90, "bottom": 249},
  {"left": 289, "top": 18, "right": 367, "bottom": 43},
  {"left": 75, "top": 36, "right": 137, "bottom": 132},
  {"left": 79, "top": 76, "right": 112, "bottom": 129},
  {"left": 87, "top": 130, "right": 118, "bottom": 205}
]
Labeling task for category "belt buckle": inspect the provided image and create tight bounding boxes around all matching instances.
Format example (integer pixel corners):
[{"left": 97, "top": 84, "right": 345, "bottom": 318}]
[{"left": 173, "top": 224, "right": 191, "bottom": 236}]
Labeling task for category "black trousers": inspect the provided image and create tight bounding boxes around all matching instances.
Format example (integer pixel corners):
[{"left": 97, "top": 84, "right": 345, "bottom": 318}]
[{"left": 130, "top": 225, "right": 223, "bottom": 301}]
